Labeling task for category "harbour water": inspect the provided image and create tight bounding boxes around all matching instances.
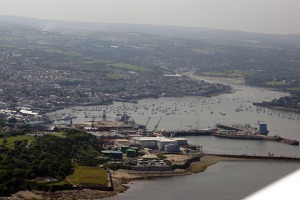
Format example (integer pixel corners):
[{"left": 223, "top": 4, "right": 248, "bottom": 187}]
[
  {"left": 48, "top": 76, "right": 300, "bottom": 199},
  {"left": 49, "top": 76, "right": 300, "bottom": 157},
  {"left": 103, "top": 161, "right": 300, "bottom": 200}
]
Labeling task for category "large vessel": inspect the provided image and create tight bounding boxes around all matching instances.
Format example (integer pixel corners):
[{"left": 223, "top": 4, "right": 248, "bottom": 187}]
[
  {"left": 213, "top": 131, "right": 264, "bottom": 140},
  {"left": 161, "top": 129, "right": 214, "bottom": 137},
  {"left": 278, "top": 137, "right": 299, "bottom": 146},
  {"left": 214, "top": 123, "right": 299, "bottom": 146},
  {"left": 215, "top": 122, "right": 269, "bottom": 135}
]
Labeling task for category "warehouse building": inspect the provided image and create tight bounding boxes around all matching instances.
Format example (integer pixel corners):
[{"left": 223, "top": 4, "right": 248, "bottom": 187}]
[{"left": 131, "top": 137, "right": 187, "bottom": 153}]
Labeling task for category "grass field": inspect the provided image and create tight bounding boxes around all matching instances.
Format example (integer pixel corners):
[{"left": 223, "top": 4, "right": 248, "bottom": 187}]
[
  {"left": 111, "top": 63, "right": 151, "bottom": 72},
  {"left": 80, "top": 59, "right": 109, "bottom": 64},
  {"left": 41, "top": 48, "right": 74, "bottom": 56},
  {"left": 266, "top": 81, "right": 288, "bottom": 86},
  {"left": 201, "top": 71, "right": 227, "bottom": 76},
  {"left": 107, "top": 73, "right": 123, "bottom": 79},
  {"left": 201, "top": 70, "right": 244, "bottom": 78},
  {"left": 67, "top": 165, "right": 109, "bottom": 186},
  {"left": 49, "top": 131, "right": 66, "bottom": 138},
  {"left": 287, "top": 87, "right": 300, "bottom": 91},
  {"left": 0, "top": 135, "right": 35, "bottom": 148},
  {"left": 12, "top": 53, "right": 22, "bottom": 57}
]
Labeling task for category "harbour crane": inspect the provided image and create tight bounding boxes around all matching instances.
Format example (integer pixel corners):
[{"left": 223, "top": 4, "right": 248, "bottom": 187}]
[
  {"left": 83, "top": 115, "right": 99, "bottom": 130},
  {"left": 116, "top": 104, "right": 130, "bottom": 123},
  {"left": 171, "top": 122, "right": 182, "bottom": 138},
  {"left": 84, "top": 110, "right": 107, "bottom": 130},
  {"left": 145, "top": 117, "right": 150, "bottom": 130},
  {"left": 150, "top": 116, "right": 162, "bottom": 136},
  {"left": 194, "top": 118, "right": 200, "bottom": 130},
  {"left": 102, "top": 110, "right": 107, "bottom": 121}
]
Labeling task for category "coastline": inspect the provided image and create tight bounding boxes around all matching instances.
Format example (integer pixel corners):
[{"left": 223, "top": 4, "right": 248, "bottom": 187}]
[
  {"left": 5, "top": 155, "right": 238, "bottom": 200},
  {"left": 6, "top": 74, "right": 299, "bottom": 199}
]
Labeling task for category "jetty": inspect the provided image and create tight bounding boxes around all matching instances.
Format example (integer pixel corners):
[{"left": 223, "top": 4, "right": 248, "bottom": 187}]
[
  {"left": 160, "top": 122, "right": 299, "bottom": 146},
  {"left": 207, "top": 153, "right": 300, "bottom": 162},
  {"left": 212, "top": 123, "right": 299, "bottom": 146}
]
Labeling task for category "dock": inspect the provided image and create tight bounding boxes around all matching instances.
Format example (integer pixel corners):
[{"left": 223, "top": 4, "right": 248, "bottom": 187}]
[{"left": 207, "top": 153, "right": 300, "bottom": 162}]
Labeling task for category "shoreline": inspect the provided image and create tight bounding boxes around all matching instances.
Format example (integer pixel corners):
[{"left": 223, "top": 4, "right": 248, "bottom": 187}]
[
  {"left": 6, "top": 155, "right": 300, "bottom": 199},
  {"left": 6, "top": 155, "right": 240, "bottom": 200}
]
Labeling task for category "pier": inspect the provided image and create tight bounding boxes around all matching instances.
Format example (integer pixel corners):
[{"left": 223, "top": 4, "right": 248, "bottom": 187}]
[{"left": 206, "top": 153, "right": 300, "bottom": 162}]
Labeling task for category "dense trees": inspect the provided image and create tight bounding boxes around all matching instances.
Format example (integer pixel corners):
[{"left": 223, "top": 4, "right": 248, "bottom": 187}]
[{"left": 0, "top": 129, "right": 102, "bottom": 196}]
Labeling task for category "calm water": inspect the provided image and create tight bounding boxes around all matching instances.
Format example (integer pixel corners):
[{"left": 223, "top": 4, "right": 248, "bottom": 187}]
[
  {"left": 48, "top": 76, "right": 300, "bottom": 199},
  {"left": 103, "top": 161, "right": 300, "bottom": 200},
  {"left": 49, "top": 76, "right": 300, "bottom": 156}
]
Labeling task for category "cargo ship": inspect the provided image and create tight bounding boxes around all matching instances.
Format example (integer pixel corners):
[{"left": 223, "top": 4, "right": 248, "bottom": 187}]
[
  {"left": 213, "top": 131, "right": 264, "bottom": 140},
  {"left": 161, "top": 129, "right": 214, "bottom": 137},
  {"left": 213, "top": 131, "right": 299, "bottom": 146},
  {"left": 278, "top": 137, "right": 299, "bottom": 146},
  {"left": 215, "top": 122, "right": 269, "bottom": 135},
  {"left": 214, "top": 123, "right": 298, "bottom": 146}
]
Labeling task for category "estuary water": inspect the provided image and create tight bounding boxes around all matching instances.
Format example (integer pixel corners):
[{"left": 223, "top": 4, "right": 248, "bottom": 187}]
[
  {"left": 48, "top": 76, "right": 300, "bottom": 199},
  {"left": 49, "top": 76, "right": 300, "bottom": 157},
  {"left": 103, "top": 161, "right": 300, "bottom": 200}
]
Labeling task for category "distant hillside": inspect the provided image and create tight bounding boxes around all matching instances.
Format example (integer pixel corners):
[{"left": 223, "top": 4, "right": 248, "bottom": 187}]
[
  {"left": 1, "top": 15, "right": 300, "bottom": 47},
  {"left": 1, "top": 15, "right": 300, "bottom": 91}
]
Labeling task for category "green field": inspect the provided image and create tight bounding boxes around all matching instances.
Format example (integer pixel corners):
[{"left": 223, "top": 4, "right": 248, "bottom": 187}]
[
  {"left": 80, "top": 59, "right": 108, "bottom": 64},
  {"left": 67, "top": 165, "right": 108, "bottom": 186},
  {"left": 201, "top": 70, "right": 244, "bottom": 78},
  {"left": 265, "top": 81, "right": 288, "bottom": 86},
  {"left": 107, "top": 73, "right": 123, "bottom": 79},
  {"left": 41, "top": 48, "right": 74, "bottom": 56},
  {"left": 201, "top": 71, "right": 226, "bottom": 76},
  {"left": 287, "top": 87, "right": 300, "bottom": 91},
  {"left": 49, "top": 131, "right": 66, "bottom": 138},
  {"left": 111, "top": 63, "right": 151, "bottom": 72},
  {"left": 0, "top": 135, "right": 35, "bottom": 148},
  {"left": 12, "top": 53, "right": 22, "bottom": 57}
]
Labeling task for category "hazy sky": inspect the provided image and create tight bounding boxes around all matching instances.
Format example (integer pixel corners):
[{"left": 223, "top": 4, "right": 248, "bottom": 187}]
[{"left": 1, "top": 0, "right": 300, "bottom": 34}]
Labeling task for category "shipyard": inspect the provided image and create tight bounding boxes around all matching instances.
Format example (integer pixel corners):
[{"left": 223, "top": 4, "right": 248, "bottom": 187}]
[{"left": 65, "top": 111, "right": 299, "bottom": 147}]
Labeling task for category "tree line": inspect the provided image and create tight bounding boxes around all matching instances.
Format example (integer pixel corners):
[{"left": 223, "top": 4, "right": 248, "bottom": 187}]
[{"left": 0, "top": 128, "right": 103, "bottom": 196}]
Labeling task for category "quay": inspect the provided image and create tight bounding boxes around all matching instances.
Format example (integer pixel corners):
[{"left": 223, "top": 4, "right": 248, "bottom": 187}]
[
  {"left": 206, "top": 153, "right": 300, "bottom": 162},
  {"left": 161, "top": 129, "right": 299, "bottom": 146},
  {"left": 161, "top": 122, "right": 299, "bottom": 146}
]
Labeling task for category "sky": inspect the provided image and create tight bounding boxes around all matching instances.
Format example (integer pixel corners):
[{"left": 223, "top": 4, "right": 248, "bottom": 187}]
[{"left": 1, "top": 0, "right": 300, "bottom": 34}]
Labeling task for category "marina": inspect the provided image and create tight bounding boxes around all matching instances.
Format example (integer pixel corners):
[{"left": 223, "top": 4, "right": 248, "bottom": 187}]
[
  {"left": 48, "top": 76, "right": 300, "bottom": 156},
  {"left": 46, "top": 76, "right": 300, "bottom": 199}
]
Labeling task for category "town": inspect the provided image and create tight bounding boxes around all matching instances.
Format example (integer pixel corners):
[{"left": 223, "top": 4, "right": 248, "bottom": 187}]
[{"left": 1, "top": 16, "right": 300, "bottom": 199}]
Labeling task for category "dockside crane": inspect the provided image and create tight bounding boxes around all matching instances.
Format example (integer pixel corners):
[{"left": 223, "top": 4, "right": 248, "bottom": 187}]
[
  {"left": 102, "top": 110, "right": 107, "bottom": 121},
  {"left": 147, "top": 117, "right": 162, "bottom": 137},
  {"left": 153, "top": 116, "right": 162, "bottom": 132},
  {"left": 142, "top": 116, "right": 151, "bottom": 135},
  {"left": 84, "top": 115, "right": 98, "bottom": 130},
  {"left": 145, "top": 117, "right": 150, "bottom": 130},
  {"left": 171, "top": 122, "right": 182, "bottom": 138},
  {"left": 194, "top": 118, "right": 200, "bottom": 130},
  {"left": 85, "top": 110, "right": 107, "bottom": 130}
]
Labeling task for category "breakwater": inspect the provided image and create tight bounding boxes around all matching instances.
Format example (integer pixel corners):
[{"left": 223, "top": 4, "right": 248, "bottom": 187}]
[
  {"left": 207, "top": 153, "right": 300, "bottom": 161},
  {"left": 161, "top": 129, "right": 299, "bottom": 146}
]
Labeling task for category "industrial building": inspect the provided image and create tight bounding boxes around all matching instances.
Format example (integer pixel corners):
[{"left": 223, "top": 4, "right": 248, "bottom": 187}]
[
  {"left": 101, "top": 150, "right": 123, "bottom": 160},
  {"left": 115, "top": 139, "right": 131, "bottom": 147},
  {"left": 131, "top": 137, "right": 187, "bottom": 153},
  {"left": 172, "top": 138, "right": 189, "bottom": 146},
  {"left": 131, "top": 137, "right": 157, "bottom": 149},
  {"left": 156, "top": 138, "right": 178, "bottom": 152}
]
